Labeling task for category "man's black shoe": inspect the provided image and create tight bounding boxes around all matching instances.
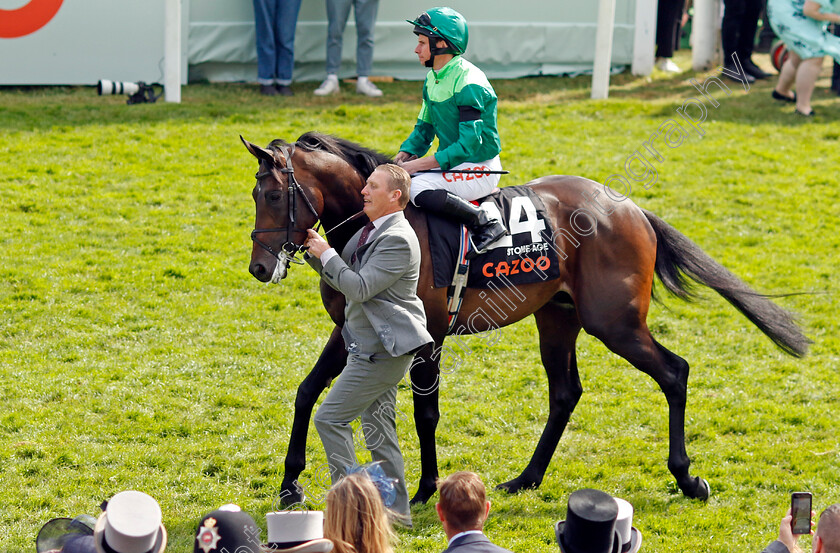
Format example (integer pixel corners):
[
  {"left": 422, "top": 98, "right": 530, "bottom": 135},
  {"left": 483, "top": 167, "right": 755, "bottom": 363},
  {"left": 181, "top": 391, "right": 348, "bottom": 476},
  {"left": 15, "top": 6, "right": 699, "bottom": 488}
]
[
  {"left": 277, "top": 85, "right": 294, "bottom": 96},
  {"left": 723, "top": 65, "right": 756, "bottom": 83},
  {"left": 742, "top": 60, "right": 770, "bottom": 79},
  {"left": 260, "top": 84, "right": 280, "bottom": 96}
]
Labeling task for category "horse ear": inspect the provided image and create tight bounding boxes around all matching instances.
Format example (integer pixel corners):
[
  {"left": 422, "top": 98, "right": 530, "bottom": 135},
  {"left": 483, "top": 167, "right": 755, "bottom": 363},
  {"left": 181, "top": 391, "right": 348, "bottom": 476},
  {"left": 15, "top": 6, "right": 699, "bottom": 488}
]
[{"left": 240, "top": 135, "right": 275, "bottom": 165}]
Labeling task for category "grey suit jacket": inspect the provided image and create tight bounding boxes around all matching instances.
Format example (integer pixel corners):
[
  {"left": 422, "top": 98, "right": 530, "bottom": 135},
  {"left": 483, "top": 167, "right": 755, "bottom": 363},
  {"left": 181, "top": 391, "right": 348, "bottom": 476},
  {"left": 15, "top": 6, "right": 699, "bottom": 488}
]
[
  {"left": 307, "top": 211, "right": 433, "bottom": 357},
  {"left": 441, "top": 533, "right": 513, "bottom": 553}
]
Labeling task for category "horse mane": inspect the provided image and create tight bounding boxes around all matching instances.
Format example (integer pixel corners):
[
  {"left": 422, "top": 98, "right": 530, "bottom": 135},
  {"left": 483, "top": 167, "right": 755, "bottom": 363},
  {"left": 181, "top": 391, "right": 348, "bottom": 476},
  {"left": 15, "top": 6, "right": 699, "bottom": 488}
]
[{"left": 294, "top": 131, "right": 393, "bottom": 179}]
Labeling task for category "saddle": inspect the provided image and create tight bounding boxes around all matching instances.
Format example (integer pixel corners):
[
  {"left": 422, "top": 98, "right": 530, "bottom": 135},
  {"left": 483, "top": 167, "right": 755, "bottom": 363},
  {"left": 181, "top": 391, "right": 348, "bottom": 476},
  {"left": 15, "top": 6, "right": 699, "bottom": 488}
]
[{"left": 424, "top": 186, "right": 561, "bottom": 332}]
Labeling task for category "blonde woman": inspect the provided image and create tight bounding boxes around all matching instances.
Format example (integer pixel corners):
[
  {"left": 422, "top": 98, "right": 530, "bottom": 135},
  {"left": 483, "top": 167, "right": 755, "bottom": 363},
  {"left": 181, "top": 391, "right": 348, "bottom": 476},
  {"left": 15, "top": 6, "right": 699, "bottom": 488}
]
[{"left": 324, "top": 473, "right": 395, "bottom": 553}]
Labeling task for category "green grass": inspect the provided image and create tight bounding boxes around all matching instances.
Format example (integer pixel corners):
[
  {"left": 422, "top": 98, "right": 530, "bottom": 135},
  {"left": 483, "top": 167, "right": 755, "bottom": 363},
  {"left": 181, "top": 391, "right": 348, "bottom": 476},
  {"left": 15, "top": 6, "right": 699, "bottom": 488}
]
[{"left": 2, "top": 50, "right": 839, "bottom": 552}]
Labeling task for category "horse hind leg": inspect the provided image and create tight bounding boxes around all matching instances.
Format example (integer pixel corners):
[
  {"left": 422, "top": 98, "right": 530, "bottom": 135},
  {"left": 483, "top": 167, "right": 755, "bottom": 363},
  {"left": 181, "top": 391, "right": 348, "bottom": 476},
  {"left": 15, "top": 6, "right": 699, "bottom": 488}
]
[
  {"left": 590, "top": 319, "right": 710, "bottom": 500},
  {"left": 497, "top": 297, "right": 583, "bottom": 494}
]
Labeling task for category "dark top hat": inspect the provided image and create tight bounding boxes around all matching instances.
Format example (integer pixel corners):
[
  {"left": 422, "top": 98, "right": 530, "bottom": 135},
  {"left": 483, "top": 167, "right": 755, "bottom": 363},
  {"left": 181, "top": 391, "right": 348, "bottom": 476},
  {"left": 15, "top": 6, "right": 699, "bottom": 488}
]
[
  {"left": 555, "top": 489, "right": 621, "bottom": 553},
  {"left": 195, "top": 505, "right": 261, "bottom": 553}
]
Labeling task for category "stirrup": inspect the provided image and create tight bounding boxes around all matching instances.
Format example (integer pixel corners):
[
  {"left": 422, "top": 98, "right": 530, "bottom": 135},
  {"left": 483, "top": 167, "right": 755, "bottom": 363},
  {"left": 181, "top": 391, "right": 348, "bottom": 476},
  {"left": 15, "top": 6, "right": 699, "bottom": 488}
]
[{"left": 465, "top": 224, "right": 508, "bottom": 260}]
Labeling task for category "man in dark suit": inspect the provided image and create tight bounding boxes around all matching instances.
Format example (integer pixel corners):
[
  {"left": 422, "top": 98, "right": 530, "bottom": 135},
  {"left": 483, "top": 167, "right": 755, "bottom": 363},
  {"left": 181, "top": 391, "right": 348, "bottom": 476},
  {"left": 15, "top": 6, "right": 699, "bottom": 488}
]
[
  {"left": 722, "top": 0, "right": 770, "bottom": 81},
  {"left": 304, "top": 163, "right": 432, "bottom": 525},
  {"left": 436, "top": 472, "right": 513, "bottom": 553}
]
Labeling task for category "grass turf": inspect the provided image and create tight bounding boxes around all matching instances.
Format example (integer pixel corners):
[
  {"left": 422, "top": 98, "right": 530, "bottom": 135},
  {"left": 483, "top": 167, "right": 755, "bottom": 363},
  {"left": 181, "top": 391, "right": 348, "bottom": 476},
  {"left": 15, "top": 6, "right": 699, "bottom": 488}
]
[{"left": 2, "top": 51, "right": 839, "bottom": 552}]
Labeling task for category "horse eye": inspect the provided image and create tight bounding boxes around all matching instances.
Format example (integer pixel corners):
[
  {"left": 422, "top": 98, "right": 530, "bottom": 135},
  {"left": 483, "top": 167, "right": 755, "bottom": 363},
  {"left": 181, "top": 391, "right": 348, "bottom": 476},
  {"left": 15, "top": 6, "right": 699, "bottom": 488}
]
[{"left": 266, "top": 191, "right": 282, "bottom": 203}]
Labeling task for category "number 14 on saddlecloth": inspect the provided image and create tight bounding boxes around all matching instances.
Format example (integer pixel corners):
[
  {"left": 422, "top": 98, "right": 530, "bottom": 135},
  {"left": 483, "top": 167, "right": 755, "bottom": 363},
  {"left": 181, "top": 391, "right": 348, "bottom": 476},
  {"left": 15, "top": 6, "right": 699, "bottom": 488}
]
[{"left": 478, "top": 195, "right": 546, "bottom": 250}]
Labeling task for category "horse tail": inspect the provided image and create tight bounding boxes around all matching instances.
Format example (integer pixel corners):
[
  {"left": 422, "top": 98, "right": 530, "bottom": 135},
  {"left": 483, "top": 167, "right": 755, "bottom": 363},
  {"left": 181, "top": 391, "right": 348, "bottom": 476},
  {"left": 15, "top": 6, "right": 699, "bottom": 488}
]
[{"left": 642, "top": 209, "right": 810, "bottom": 358}]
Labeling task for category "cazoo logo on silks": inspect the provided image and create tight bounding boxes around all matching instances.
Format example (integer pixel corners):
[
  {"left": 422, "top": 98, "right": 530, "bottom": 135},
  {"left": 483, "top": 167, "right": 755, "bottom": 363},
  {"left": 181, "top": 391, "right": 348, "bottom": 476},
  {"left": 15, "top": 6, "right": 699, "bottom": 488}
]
[
  {"left": 0, "top": 0, "right": 65, "bottom": 39},
  {"left": 477, "top": 195, "right": 552, "bottom": 278},
  {"left": 440, "top": 166, "right": 492, "bottom": 182}
]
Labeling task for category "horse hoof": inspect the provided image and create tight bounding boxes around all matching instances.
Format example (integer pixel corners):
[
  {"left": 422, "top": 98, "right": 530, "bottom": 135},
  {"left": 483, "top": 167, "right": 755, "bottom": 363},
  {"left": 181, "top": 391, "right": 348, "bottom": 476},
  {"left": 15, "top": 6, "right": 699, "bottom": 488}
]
[
  {"left": 277, "top": 486, "right": 305, "bottom": 507},
  {"left": 496, "top": 477, "right": 539, "bottom": 494},
  {"left": 696, "top": 478, "right": 711, "bottom": 501},
  {"left": 680, "top": 477, "right": 710, "bottom": 501}
]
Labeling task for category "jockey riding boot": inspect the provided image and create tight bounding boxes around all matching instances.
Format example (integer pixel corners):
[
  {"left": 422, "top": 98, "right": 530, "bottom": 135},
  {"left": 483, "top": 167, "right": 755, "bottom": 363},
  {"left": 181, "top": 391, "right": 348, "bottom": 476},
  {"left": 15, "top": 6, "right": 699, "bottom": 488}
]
[{"left": 414, "top": 189, "right": 508, "bottom": 259}]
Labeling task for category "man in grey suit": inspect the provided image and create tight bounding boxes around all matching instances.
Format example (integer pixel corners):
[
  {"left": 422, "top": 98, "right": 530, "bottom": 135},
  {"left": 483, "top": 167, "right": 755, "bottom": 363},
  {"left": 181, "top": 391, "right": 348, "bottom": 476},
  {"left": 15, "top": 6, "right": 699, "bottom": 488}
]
[
  {"left": 304, "top": 163, "right": 432, "bottom": 524},
  {"left": 437, "top": 471, "right": 514, "bottom": 553}
]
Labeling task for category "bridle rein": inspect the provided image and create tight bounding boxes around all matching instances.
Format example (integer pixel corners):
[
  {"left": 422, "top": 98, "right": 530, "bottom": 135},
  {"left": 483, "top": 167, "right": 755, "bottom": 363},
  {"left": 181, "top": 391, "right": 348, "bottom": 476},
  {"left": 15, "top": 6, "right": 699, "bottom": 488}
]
[{"left": 250, "top": 143, "right": 321, "bottom": 267}]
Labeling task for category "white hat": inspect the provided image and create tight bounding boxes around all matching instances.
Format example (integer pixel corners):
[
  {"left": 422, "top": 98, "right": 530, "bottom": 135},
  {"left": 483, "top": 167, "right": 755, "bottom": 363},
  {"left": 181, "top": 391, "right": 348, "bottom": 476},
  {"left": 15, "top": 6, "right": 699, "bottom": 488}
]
[
  {"left": 613, "top": 498, "right": 642, "bottom": 553},
  {"left": 262, "top": 511, "right": 332, "bottom": 553},
  {"left": 94, "top": 491, "right": 167, "bottom": 553}
]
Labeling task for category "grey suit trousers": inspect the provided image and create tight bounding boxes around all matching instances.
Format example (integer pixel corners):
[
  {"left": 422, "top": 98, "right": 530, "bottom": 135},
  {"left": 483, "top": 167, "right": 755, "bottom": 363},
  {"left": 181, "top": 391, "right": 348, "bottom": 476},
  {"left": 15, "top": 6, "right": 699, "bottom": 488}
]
[{"left": 313, "top": 350, "right": 413, "bottom": 518}]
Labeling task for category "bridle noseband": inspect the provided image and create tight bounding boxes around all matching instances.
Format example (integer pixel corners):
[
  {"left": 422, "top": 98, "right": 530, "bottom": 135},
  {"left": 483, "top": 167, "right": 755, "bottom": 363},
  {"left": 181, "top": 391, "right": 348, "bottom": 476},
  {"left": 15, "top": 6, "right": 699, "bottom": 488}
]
[{"left": 251, "top": 143, "right": 321, "bottom": 266}]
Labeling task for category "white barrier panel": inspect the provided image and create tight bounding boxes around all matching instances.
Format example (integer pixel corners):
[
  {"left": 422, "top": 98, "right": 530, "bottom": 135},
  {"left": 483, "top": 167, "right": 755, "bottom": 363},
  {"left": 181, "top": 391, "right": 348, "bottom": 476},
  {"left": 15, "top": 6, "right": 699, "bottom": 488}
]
[
  {"left": 0, "top": 0, "right": 187, "bottom": 86},
  {"left": 1, "top": 0, "right": 644, "bottom": 86},
  {"left": 164, "top": 0, "right": 182, "bottom": 102},
  {"left": 591, "top": 0, "right": 617, "bottom": 99}
]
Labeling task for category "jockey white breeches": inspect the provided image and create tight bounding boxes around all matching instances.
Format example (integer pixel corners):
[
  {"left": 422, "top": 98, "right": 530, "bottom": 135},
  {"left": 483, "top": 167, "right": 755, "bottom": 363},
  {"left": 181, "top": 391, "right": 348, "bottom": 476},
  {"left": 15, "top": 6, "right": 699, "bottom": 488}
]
[{"left": 409, "top": 156, "right": 503, "bottom": 203}]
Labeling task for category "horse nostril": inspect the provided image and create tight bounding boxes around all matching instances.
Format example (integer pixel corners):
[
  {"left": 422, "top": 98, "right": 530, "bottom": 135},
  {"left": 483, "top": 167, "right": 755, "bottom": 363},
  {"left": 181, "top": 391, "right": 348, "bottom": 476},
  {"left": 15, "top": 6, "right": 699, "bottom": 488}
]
[{"left": 250, "top": 263, "right": 267, "bottom": 280}]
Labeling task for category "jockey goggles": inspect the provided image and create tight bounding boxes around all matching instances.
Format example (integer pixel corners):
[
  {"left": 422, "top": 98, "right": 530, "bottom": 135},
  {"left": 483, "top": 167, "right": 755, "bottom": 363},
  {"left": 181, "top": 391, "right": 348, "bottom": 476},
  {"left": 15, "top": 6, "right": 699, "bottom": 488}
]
[{"left": 408, "top": 8, "right": 467, "bottom": 67}]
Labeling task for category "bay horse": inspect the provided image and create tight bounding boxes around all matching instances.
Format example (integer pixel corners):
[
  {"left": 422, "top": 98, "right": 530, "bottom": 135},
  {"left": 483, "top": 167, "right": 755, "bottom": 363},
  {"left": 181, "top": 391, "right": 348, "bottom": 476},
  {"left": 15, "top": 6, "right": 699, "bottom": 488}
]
[{"left": 242, "top": 131, "right": 808, "bottom": 505}]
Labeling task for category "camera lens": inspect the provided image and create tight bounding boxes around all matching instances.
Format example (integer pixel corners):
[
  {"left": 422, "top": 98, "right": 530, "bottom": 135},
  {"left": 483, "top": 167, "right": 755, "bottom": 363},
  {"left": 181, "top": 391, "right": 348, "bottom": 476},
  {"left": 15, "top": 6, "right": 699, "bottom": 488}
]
[{"left": 97, "top": 80, "right": 141, "bottom": 96}]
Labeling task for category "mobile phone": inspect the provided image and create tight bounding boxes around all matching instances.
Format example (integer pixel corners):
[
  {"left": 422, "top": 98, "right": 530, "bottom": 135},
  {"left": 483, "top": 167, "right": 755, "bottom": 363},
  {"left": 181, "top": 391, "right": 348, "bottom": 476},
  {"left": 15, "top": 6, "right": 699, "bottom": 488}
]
[{"left": 791, "top": 492, "right": 812, "bottom": 535}]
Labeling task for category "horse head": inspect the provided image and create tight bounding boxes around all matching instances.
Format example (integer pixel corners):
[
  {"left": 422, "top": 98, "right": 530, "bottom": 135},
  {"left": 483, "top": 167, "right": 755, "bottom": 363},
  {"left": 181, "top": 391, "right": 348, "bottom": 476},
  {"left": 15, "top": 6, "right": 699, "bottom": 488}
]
[
  {"left": 243, "top": 132, "right": 382, "bottom": 284},
  {"left": 242, "top": 136, "right": 323, "bottom": 283}
]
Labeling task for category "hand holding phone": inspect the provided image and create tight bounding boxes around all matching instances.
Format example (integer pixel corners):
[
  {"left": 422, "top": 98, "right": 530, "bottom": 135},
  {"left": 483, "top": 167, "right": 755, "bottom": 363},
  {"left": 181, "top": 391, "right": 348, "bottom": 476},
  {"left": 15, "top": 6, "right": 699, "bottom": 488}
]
[{"left": 791, "top": 492, "right": 812, "bottom": 535}]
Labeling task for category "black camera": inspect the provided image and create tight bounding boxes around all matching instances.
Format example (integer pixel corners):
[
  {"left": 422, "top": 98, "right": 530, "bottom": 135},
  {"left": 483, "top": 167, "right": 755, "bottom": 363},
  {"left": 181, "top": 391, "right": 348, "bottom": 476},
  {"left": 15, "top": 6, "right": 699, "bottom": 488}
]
[{"left": 97, "top": 80, "right": 163, "bottom": 104}]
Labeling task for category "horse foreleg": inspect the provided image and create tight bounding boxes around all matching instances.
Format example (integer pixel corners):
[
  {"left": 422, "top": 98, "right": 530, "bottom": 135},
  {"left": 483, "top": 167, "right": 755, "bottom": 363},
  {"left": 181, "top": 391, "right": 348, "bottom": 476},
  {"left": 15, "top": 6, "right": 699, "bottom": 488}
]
[
  {"left": 279, "top": 325, "right": 347, "bottom": 505},
  {"left": 407, "top": 340, "right": 442, "bottom": 504},
  {"left": 498, "top": 301, "right": 582, "bottom": 494}
]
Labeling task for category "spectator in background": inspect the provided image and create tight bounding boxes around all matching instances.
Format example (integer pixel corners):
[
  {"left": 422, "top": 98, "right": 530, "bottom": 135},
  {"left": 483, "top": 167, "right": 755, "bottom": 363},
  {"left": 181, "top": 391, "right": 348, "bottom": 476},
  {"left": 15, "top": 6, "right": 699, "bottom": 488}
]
[
  {"left": 555, "top": 489, "right": 642, "bottom": 553},
  {"left": 435, "top": 471, "right": 513, "bottom": 553},
  {"left": 656, "top": 0, "right": 687, "bottom": 72},
  {"left": 324, "top": 472, "right": 396, "bottom": 553},
  {"left": 757, "top": 6, "right": 779, "bottom": 52},
  {"left": 760, "top": 504, "right": 840, "bottom": 553},
  {"left": 253, "top": 0, "right": 303, "bottom": 96},
  {"left": 194, "top": 505, "right": 261, "bottom": 553},
  {"left": 832, "top": 19, "right": 840, "bottom": 93},
  {"left": 35, "top": 491, "right": 167, "bottom": 553},
  {"left": 722, "top": 0, "right": 770, "bottom": 82},
  {"left": 314, "top": 0, "right": 383, "bottom": 97},
  {"left": 767, "top": 0, "right": 840, "bottom": 116}
]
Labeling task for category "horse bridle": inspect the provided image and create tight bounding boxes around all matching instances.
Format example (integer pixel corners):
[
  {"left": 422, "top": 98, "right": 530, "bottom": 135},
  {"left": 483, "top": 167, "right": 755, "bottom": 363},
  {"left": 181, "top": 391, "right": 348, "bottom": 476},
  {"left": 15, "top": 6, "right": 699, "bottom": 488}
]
[{"left": 250, "top": 143, "right": 321, "bottom": 266}]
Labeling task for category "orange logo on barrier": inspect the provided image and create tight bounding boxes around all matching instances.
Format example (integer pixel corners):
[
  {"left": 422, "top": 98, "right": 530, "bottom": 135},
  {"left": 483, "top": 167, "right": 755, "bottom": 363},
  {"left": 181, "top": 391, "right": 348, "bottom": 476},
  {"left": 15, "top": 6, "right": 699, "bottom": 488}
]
[{"left": 0, "top": 0, "right": 64, "bottom": 39}]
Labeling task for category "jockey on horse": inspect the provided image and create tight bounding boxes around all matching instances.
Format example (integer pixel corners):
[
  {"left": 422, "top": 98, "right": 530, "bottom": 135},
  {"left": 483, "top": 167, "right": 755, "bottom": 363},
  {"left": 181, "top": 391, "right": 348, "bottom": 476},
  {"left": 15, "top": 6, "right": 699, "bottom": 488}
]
[{"left": 394, "top": 7, "right": 509, "bottom": 259}]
